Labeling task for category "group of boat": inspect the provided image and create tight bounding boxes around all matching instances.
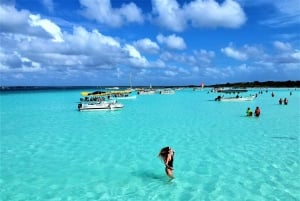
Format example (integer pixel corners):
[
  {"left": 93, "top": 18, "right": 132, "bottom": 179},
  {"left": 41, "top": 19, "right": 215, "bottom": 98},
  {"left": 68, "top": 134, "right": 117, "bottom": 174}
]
[
  {"left": 78, "top": 89, "right": 136, "bottom": 111},
  {"left": 77, "top": 87, "right": 179, "bottom": 111}
]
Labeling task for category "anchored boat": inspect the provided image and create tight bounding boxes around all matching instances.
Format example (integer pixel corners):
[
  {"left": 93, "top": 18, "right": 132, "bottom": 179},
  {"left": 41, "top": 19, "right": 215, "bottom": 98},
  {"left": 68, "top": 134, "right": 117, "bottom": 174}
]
[
  {"left": 78, "top": 100, "right": 124, "bottom": 111},
  {"left": 78, "top": 91, "right": 125, "bottom": 111},
  {"left": 215, "top": 95, "right": 255, "bottom": 102}
]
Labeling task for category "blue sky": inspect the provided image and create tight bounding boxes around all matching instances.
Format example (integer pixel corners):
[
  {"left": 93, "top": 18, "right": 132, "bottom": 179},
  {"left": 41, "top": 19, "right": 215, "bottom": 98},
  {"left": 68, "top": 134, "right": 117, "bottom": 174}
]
[{"left": 0, "top": 0, "right": 299, "bottom": 86}]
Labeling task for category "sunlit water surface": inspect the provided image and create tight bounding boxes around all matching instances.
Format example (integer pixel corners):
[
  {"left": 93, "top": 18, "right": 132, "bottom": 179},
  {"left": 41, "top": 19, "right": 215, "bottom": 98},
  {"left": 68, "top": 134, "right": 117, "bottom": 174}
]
[{"left": 1, "top": 88, "right": 299, "bottom": 201}]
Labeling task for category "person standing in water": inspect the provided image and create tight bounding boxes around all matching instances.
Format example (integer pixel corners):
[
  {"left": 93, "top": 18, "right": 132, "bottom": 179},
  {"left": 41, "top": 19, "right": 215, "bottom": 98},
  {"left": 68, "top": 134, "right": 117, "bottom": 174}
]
[
  {"left": 255, "top": 106, "right": 261, "bottom": 117},
  {"left": 158, "top": 146, "right": 175, "bottom": 179},
  {"left": 246, "top": 107, "right": 253, "bottom": 117}
]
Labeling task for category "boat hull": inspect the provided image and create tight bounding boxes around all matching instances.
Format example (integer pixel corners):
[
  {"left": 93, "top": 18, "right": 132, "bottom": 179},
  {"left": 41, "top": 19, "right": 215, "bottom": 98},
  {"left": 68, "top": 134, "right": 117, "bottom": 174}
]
[
  {"left": 220, "top": 96, "right": 255, "bottom": 102},
  {"left": 78, "top": 102, "right": 124, "bottom": 111},
  {"left": 115, "top": 95, "right": 137, "bottom": 100},
  {"left": 137, "top": 90, "right": 155, "bottom": 95}
]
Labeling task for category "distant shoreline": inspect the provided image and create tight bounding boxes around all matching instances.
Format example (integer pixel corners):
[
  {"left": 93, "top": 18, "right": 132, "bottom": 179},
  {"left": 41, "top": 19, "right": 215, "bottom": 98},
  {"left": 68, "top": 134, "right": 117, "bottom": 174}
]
[
  {"left": 1, "top": 80, "right": 299, "bottom": 91},
  {"left": 207, "top": 80, "right": 300, "bottom": 88}
]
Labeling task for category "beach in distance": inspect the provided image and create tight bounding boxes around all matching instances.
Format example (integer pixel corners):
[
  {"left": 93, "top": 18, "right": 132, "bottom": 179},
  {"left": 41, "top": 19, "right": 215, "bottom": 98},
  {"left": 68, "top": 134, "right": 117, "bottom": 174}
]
[{"left": 0, "top": 87, "right": 299, "bottom": 201}]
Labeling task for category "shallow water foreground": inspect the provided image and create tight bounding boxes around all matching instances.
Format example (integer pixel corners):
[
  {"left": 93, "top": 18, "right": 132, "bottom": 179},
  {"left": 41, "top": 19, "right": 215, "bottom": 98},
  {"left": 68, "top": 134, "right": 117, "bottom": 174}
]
[{"left": 0, "top": 88, "right": 299, "bottom": 200}]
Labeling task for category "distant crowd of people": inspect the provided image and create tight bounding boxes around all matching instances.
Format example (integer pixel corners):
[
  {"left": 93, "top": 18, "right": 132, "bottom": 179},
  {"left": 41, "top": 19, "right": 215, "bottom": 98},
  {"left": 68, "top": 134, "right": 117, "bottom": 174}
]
[
  {"left": 270, "top": 91, "right": 291, "bottom": 105},
  {"left": 245, "top": 90, "right": 293, "bottom": 117}
]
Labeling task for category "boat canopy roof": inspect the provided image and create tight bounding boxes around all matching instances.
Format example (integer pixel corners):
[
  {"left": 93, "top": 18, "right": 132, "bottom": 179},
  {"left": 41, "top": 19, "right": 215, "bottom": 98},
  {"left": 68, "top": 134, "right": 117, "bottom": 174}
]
[
  {"left": 216, "top": 88, "right": 248, "bottom": 93},
  {"left": 81, "top": 89, "right": 131, "bottom": 97}
]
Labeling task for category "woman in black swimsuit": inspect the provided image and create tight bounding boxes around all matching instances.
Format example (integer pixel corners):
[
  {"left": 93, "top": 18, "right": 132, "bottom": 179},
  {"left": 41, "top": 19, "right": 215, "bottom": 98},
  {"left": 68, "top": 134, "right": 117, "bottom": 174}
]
[{"left": 158, "top": 146, "right": 175, "bottom": 178}]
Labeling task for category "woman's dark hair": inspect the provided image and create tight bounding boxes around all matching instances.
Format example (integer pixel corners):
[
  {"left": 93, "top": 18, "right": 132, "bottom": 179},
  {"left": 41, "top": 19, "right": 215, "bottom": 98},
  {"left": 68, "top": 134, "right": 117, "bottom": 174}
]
[{"left": 159, "top": 146, "right": 170, "bottom": 158}]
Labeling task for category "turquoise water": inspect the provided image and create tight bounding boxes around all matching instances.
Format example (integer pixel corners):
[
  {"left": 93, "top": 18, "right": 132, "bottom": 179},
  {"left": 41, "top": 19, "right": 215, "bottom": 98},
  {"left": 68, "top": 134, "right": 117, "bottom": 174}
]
[{"left": 0, "top": 88, "right": 299, "bottom": 201}]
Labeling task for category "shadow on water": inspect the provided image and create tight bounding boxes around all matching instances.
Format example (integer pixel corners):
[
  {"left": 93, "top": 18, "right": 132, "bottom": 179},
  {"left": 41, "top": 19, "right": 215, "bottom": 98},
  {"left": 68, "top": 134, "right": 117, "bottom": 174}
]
[
  {"left": 131, "top": 170, "right": 174, "bottom": 183},
  {"left": 132, "top": 170, "right": 164, "bottom": 180},
  {"left": 271, "top": 136, "right": 298, "bottom": 141}
]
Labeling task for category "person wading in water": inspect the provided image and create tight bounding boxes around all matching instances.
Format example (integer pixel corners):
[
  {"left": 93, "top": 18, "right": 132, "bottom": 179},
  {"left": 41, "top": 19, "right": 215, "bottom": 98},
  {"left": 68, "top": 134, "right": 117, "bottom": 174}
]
[{"left": 158, "top": 146, "right": 175, "bottom": 179}]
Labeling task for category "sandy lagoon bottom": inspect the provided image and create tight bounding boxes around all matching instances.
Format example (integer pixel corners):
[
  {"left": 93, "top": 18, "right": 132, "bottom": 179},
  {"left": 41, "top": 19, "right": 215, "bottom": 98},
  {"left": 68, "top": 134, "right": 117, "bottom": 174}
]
[{"left": 1, "top": 88, "right": 299, "bottom": 200}]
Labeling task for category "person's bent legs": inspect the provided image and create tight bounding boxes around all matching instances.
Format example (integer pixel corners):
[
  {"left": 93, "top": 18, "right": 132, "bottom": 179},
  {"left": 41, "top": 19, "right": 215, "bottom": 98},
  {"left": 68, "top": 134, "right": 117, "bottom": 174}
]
[{"left": 165, "top": 167, "right": 174, "bottom": 179}]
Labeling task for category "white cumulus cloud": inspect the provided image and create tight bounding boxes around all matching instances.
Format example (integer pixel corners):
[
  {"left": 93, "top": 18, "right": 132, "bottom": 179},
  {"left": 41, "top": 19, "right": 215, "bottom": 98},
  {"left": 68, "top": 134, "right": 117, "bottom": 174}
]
[
  {"left": 124, "top": 44, "right": 149, "bottom": 67},
  {"left": 80, "top": 0, "right": 143, "bottom": 27},
  {"left": 157, "top": 34, "right": 186, "bottom": 50},
  {"left": 185, "top": 0, "right": 246, "bottom": 28},
  {"left": 134, "top": 38, "right": 160, "bottom": 54},
  {"left": 221, "top": 46, "right": 248, "bottom": 60},
  {"left": 152, "top": 0, "right": 186, "bottom": 32},
  {"left": 29, "top": 14, "right": 64, "bottom": 42},
  {"left": 152, "top": 0, "right": 246, "bottom": 32}
]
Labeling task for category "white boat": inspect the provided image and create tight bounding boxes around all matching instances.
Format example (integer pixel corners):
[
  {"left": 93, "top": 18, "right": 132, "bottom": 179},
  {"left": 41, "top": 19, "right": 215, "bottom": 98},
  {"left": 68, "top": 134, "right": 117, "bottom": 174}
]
[
  {"left": 137, "top": 89, "right": 156, "bottom": 95},
  {"left": 159, "top": 89, "right": 175, "bottom": 95},
  {"left": 81, "top": 89, "right": 135, "bottom": 100},
  {"left": 108, "top": 100, "right": 124, "bottom": 110},
  {"left": 78, "top": 101, "right": 109, "bottom": 111},
  {"left": 215, "top": 95, "right": 255, "bottom": 102},
  {"left": 137, "top": 83, "right": 156, "bottom": 95},
  {"left": 78, "top": 101, "right": 124, "bottom": 111},
  {"left": 115, "top": 95, "right": 137, "bottom": 100},
  {"left": 78, "top": 90, "right": 125, "bottom": 111},
  {"left": 213, "top": 88, "right": 248, "bottom": 93}
]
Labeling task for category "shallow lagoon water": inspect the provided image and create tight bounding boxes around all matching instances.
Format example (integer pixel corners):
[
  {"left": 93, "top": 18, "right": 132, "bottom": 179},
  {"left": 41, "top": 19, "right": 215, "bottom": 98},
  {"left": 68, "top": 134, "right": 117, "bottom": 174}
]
[{"left": 0, "top": 88, "right": 299, "bottom": 201}]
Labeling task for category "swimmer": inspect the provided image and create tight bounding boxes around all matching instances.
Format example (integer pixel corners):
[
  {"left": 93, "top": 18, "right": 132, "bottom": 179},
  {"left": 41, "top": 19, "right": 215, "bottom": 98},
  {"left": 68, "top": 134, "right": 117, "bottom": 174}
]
[
  {"left": 246, "top": 107, "right": 252, "bottom": 117},
  {"left": 158, "top": 146, "right": 175, "bottom": 179},
  {"left": 255, "top": 106, "right": 260, "bottom": 117}
]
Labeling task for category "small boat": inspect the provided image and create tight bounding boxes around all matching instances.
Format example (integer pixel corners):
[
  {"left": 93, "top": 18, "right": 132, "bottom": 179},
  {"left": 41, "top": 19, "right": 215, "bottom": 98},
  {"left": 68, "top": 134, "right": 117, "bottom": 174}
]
[
  {"left": 114, "top": 95, "right": 137, "bottom": 100},
  {"left": 78, "top": 101, "right": 110, "bottom": 111},
  {"left": 159, "top": 89, "right": 175, "bottom": 95},
  {"left": 78, "top": 100, "right": 124, "bottom": 111},
  {"left": 78, "top": 91, "right": 125, "bottom": 111},
  {"left": 109, "top": 100, "right": 124, "bottom": 110},
  {"left": 81, "top": 89, "right": 135, "bottom": 100},
  {"left": 137, "top": 89, "right": 156, "bottom": 95},
  {"left": 108, "top": 90, "right": 136, "bottom": 100},
  {"left": 137, "top": 83, "right": 156, "bottom": 95},
  {"left": 213, "top": 88, "right": 248, "bottom": 93},
  {"left": 215, "top": 95, "right": 255, "bottom": 102}
]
